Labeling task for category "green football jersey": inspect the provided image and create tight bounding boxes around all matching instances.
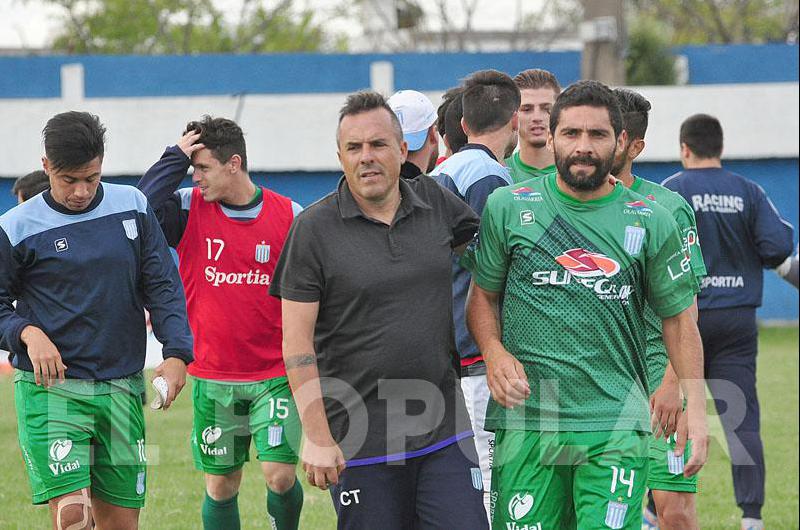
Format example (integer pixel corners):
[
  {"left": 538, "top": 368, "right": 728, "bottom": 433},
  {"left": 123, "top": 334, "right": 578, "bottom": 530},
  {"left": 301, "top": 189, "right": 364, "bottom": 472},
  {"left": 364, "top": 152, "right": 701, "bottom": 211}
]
[
  {"left": 629, "top": 176, "right": 707, "bottom": 394},
  {"left": 461, "top": 173, "right": 697, "bottom": 433},
  {"left": 505, "top": 151, "right": 557, "bottom": 184}
]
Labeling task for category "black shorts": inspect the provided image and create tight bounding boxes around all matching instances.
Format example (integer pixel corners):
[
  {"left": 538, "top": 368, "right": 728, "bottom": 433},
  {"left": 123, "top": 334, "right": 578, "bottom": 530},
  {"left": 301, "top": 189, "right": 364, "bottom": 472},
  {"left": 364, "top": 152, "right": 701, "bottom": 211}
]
[{"left": 329, "top": 438, "right": 488, "bottom": 529}]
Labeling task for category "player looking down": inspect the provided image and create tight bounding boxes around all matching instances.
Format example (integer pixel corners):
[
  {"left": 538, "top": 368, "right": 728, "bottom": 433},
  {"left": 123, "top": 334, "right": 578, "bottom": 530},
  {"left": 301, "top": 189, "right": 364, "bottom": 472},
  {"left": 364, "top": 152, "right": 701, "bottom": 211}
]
[{"left": 0, "top": 111, "right": 193, "bottom": 530}]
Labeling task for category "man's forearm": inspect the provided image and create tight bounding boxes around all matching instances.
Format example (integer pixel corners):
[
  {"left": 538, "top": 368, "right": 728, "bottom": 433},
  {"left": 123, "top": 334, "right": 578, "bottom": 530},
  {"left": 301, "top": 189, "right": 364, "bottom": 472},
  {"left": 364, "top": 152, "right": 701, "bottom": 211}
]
[
  {"left": 284, "top": 351, "right": 334, "bottom": 444},
  {"left": 138, "top": 147, "right": 191, "bottom": 245},
  {"left": 465, "top": 281, "right": 504, "bottom": 359},
  {"left": 662, "top": 310, "right": 704, "bottom": 409},
  {"left": 138, "top": 146, "right": 190, "bottom": 209}
]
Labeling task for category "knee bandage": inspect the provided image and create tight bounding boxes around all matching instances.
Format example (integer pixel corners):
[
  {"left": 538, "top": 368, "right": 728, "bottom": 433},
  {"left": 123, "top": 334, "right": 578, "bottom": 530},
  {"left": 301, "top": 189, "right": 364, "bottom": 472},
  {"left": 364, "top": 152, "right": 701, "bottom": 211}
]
[{"left": 55, "top": 488, "right": 92, "bottom": 530}]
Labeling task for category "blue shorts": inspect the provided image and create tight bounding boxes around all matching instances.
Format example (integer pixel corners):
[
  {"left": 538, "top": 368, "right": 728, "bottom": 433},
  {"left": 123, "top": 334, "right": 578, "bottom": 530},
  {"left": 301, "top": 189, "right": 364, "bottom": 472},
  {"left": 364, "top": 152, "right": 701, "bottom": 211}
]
[{"left": 329, "top": 438, "right": 488, "bottom": 530}]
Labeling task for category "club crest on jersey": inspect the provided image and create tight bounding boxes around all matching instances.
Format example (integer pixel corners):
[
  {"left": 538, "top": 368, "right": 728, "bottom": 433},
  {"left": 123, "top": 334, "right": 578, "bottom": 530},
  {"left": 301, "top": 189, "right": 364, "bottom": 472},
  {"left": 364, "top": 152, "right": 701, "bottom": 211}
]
[
  {"left": 268, "top": 425, "right": 283, "bottom": 447},
  {"left": 136, "top": 471, "right": 146, "bottom": 495},
  {"left": 555, "top": 248, "right": 620, "bottom": 278},
  {"left": 623, "top": 200, "right": 652, "bottom": 216},
  {"left": 255, "top": 241, "right": 270, "bottom": 263},
  {"left": 470, "top": 468, "right": 483, "bottom": 490},
  {"left": 511, "top": 187, "right": 543, "bottom": 202},
  {"left": 604, "top": 501, "right": 628, "bottom": 529},
  {"left": 623, "top": 226, "right": 646, "bottom": 256},
  {"left": 122, "top": 219, "right": 138, "bottom": 240}
]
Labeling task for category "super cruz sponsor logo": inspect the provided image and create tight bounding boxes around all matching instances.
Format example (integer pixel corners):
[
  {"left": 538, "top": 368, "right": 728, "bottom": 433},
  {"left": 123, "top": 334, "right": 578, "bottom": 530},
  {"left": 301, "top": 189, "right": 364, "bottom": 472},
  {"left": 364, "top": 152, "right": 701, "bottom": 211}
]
[
  {"left": 555, "top": 248, "right": 620, "bottom": 278},
  {"left": 532, "top": 248, "right": 633, "bottom": 303}
]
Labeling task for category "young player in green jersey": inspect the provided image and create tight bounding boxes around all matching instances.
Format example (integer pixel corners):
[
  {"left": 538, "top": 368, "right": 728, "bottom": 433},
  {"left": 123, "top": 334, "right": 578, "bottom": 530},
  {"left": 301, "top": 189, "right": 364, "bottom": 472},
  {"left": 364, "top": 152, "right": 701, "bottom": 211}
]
[
  {"left": 612, "top": 88, "right": 707, "bottom": 530},
  {"left": 505, "top": 69, "right": 560, "bottom": 183},
  {"left": 463, "top": 81, "right": 709, "bottom": 530}
]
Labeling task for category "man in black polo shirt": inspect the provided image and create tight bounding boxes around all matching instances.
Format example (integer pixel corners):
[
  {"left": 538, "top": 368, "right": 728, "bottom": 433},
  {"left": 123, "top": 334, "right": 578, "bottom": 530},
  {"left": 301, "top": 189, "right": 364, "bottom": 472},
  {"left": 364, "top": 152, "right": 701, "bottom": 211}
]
[{"left": 269, "top": 91, "right": 487, "bottom": 529}]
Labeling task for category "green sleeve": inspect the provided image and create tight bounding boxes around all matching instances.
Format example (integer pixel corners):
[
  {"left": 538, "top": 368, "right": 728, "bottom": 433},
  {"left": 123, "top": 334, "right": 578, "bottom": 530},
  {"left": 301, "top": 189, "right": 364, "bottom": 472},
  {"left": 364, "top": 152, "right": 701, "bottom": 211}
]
[
  {"left": 459, "top": 192, "right": 509, "bottom": 293},
  {"left": 644, "top": 213, "right": 697, "bottom": 318},
  {"left": 673, "top": 196, "right": 707, "bottom": 287}
]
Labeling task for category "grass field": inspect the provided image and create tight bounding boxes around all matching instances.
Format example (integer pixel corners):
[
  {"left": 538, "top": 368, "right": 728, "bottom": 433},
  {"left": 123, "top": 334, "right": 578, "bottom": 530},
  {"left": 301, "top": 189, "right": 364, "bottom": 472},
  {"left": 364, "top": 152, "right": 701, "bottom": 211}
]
[{"left": 0, "top": 326, "right": 796, "bottom": 529}]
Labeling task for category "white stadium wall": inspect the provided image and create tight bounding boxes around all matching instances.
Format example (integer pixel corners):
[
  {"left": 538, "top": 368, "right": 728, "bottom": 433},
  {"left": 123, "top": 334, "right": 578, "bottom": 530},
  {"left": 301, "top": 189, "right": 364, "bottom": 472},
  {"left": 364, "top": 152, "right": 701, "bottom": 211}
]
[{"left": 1, "top": 82, "right": 798, "bottom": 176}]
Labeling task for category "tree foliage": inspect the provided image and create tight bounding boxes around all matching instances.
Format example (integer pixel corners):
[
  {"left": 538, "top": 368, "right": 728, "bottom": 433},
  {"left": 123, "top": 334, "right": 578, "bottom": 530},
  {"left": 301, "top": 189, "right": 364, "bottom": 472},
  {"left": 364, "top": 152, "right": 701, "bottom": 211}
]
[
  {"left": 42, "top": 0, "right": 343, "bottom": 54},
  {"left": 630, "top": 0, "right": 798, "bottom": 45},
  {"left": 625, "top": 17, "right": 677, "bottom": 85}
]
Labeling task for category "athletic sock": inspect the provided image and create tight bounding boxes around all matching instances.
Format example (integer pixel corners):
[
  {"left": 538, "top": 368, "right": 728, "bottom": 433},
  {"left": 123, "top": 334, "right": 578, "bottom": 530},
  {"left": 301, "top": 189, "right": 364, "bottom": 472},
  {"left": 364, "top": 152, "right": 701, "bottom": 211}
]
[
  {"left": 741, "top": 517, "right": 764, "bottom": 530},
  {"left": 202, "top": 492, "right": 241, "bottom": 530},
  {"left": 266, "top": 478, "right": 304, "bottom": 530}
]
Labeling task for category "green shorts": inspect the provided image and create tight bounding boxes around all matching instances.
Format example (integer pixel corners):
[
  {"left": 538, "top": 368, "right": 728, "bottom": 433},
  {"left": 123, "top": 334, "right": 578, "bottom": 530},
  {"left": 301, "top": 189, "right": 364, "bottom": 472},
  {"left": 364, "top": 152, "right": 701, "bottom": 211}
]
[
  {"left": 191, "top": 376, "right": 301, "bottom": 474},
  {"left": 15, "top": 378, "right": 147, "bottom": 508},
  {"left": 647, "top": 433, "right": 697, "bottom": 492},
  {"left": 491, "top": 430, "right": 649, "bottom": 530}
]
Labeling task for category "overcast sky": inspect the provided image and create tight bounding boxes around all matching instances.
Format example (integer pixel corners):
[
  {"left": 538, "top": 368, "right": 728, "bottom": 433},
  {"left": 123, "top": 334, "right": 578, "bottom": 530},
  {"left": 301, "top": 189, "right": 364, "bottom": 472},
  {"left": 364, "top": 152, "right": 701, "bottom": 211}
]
[{"left": 0, "top": 0, "right": 552, "bottom": 50}]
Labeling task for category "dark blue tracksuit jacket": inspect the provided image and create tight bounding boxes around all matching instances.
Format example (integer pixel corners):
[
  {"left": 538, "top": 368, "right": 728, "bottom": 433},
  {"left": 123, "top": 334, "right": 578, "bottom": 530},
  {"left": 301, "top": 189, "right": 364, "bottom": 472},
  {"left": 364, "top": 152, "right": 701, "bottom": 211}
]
[
  {"left": 663, "top": 167, "right": 794, "bottom": 310},
  {"left": 0, "top": 183, "right": 193, "bottom": 380}
]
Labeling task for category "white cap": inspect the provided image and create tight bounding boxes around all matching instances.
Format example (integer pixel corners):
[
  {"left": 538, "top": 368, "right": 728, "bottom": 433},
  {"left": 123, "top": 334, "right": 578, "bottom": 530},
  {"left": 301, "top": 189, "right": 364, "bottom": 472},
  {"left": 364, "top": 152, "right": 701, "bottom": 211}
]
[{"left": 387, "top": 90, "right": 437, "bottom": 151}]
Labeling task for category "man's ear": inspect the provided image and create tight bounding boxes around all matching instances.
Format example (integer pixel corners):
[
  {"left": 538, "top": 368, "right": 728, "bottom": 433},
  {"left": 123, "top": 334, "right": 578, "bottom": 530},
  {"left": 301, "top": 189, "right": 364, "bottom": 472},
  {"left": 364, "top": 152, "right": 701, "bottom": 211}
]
[
  {"left": 229, "top": 154, "right": 242, "bottom": 173},
  {"left": 461, "top": 117, "right": 472, "bottom": 139},
  {"left": 680, "top": 142, "right": 691, "bottom": 160},
  {"left": 629, "top": 138, "right": 646, "bottom": 160},
  {"left": 427, "top": 126, "right": 438, "bottom": 146},
  {"left": 616, "top": 129, "right": 628, "bottom": 154}
]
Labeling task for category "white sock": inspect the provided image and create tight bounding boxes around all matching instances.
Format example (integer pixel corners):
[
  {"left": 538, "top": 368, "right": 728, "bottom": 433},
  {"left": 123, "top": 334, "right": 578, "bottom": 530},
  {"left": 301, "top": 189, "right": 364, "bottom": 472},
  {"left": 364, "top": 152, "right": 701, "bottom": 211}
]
[{"left": 741, "top": 517, "right": 764, "bottom": 530}]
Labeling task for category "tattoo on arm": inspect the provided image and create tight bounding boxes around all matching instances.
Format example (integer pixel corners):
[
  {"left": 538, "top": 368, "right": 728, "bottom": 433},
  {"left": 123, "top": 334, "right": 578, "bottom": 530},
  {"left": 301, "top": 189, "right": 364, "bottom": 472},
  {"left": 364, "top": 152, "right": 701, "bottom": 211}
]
[{"left": 284, "top": 354, "right": 317, "bottom": 370}]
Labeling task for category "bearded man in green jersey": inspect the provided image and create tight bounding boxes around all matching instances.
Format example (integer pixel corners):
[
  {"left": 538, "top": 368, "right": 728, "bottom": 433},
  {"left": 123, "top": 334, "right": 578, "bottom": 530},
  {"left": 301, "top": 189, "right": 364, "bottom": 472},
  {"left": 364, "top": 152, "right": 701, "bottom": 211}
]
[
  {"left": 611, "top": 88, "right": 707, "bottom": 530},
  {"left": 505, "top": 69, "right": 560, "bottom": 183},
  {"left": 463, "top": 80, "right": 708, "bottom": 530}
]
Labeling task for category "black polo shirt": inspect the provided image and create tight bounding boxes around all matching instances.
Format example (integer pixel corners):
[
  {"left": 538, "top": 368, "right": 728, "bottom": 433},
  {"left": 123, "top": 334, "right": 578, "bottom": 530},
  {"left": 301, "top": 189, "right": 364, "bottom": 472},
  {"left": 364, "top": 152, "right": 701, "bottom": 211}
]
[
  {"left": 400, "top": 160, "right": 423, "bottom": 179},
  {"left": 270, "top": 174, "right": 479, "bottom": 465}
]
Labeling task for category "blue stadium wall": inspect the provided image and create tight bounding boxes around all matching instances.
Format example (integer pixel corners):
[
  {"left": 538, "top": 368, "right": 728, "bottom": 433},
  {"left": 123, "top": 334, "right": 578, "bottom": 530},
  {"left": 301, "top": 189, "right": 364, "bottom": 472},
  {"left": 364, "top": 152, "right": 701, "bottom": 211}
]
[
  {"left": 0, "top": 44, "right": 797, "bottom": 98},
  {"left": 0, "top": 157, "right": 796, "bottom": 321}
]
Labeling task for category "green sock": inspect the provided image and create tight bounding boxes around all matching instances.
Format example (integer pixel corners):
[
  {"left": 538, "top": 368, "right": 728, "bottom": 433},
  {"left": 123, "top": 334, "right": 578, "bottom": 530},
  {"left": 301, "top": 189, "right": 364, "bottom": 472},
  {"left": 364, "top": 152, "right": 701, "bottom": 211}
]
[
  {"left": 202, "top": 492, "right": 241, "bottom": 530},
  {"left": 266, "top": 478, "right": 304, "bottom": 530}
]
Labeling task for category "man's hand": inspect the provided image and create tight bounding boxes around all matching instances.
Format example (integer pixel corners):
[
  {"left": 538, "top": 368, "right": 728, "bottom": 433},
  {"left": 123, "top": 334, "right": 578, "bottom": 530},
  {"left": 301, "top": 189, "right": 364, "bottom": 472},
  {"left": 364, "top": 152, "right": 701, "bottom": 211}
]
[
  {"left": 301, "top": 437, "right": 346, "bottom": 491},
  {"left": 153, "top": 357, "right": 186, "bottom": 409},
  {"left": 674, "top": 405, "right": 708, "bottom": 478},
  {"left": 650, "top": 376, "right": 682, "bottom": 439},
  {"left": 485, "top": 348, "right": 530, "bottom": 408},
  {"left": 176, "top": 130, "right": 205, "bottom": 159},
  {"left": 20, "top": 325, "right": 66, "bottom": 387}
]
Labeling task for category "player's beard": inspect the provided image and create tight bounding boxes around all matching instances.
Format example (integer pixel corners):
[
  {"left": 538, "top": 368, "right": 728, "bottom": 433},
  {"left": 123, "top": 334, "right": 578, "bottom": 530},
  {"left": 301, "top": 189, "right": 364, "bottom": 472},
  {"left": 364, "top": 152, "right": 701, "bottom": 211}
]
[
  {"left": 426, "top": 148, "right": 438, "bottom": 173},
  {"left": 611, "top": 143, "right": 629, "bottom": 176},
  {"left": 555, "top": 150, "right": 614, "bottom": 191}
]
